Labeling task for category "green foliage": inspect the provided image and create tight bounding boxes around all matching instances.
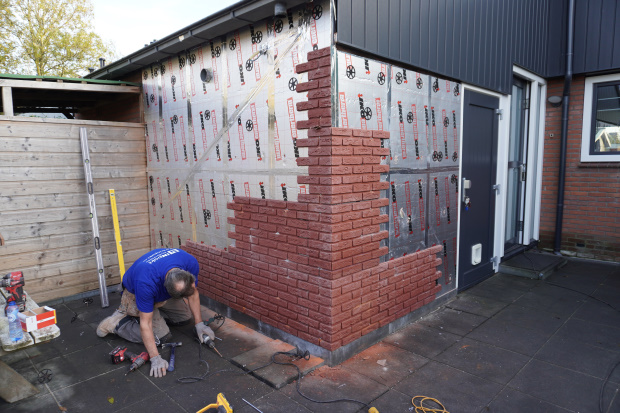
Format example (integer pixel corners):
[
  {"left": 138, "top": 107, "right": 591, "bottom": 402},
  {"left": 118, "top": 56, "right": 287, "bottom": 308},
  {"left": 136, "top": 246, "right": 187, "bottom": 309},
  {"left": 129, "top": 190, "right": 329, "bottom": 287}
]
[{"left": 0, "top": 0, "right": 116, "bottom": 77}]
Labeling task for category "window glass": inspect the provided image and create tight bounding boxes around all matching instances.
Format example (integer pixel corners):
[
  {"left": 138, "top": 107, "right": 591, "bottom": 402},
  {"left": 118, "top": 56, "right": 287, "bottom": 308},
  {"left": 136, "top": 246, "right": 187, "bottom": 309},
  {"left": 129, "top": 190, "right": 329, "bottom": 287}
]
[{"left": 592, "top": 82, "right": 620, "bottom": 154}]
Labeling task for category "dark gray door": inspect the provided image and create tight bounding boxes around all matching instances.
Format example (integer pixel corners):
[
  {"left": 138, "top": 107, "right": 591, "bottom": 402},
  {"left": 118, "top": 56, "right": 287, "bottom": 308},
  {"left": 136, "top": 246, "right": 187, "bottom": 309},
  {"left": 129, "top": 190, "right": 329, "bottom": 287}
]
[{"left": 458, "top": 90, "right": 499, "bottom": 291}]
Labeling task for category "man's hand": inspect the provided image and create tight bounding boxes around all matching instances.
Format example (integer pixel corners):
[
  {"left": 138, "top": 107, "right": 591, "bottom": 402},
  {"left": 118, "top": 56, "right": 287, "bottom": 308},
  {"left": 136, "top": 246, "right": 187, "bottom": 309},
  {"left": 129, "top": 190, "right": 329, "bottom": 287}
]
[
  {"left": 149, "top": 355, "right": 169, "bottom": 377},
  {"left": 195, "top": 322, "right": 215, "bottom": 342}
]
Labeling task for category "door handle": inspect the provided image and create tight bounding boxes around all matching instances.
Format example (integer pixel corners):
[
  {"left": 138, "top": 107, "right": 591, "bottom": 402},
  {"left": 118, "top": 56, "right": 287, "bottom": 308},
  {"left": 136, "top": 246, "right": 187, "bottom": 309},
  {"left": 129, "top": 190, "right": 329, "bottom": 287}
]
[{"left": 462, "top": 177, "right": 471, "bottom": 210}]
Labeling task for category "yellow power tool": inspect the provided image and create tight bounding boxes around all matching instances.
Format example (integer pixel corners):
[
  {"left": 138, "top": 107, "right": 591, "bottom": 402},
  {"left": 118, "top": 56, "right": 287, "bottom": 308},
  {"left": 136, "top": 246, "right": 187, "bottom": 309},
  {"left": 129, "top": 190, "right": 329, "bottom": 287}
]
[{"left": 196, "top": 393, "right": 233, "bottom": 413}]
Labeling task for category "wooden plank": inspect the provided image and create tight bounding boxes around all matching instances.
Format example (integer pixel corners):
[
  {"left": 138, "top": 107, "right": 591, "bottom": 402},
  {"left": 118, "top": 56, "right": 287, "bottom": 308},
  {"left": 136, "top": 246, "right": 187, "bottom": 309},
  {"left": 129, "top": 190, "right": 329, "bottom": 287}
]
[
  {"left": 0, "top": 237, "right": 151, "bottom": 271},
  {"left": 0, "top": 213, "right": 149, "bottom": 240},
  {"left": 0, "top": 201, "right": 148, "bottom": 226},
  {"left": 0, "top": 136, "right": 147, "bottom": 153},
  {"left": 5, "top": 248, "right": 148, "bottom": 282},
  {"left": 0, "top": 189, "right": 147, "bottom": 211},
  {"left": 0, "top": 225, "right": 148, "bottom": 256},
  {"left": 0, "top": 152, "right": 142, "bottom": 167},
  {"left": 0, "top": 122, "right": 145, "bottom": 141},
  {"left": 3, "top": 166, "right": 146, "bottom": 181},
  {"left": 1, "top": 87, "right": 13, "bottom": 116},
  {"left": 0, "top": 79, "right": 140, "bottom": 94},
  {"left": 0, "top": 177, "right": 147, "bottom": 196}
]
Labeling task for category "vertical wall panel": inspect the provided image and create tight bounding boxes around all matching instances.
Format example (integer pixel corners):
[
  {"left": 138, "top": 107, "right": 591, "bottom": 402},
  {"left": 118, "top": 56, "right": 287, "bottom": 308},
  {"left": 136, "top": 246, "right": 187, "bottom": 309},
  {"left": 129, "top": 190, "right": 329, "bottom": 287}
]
[
  {"left": 599, "top": 0, "right": 616, "bottom": 69},
  {"left": 336, "top": 0, "right": 618, "bottom": 94}
]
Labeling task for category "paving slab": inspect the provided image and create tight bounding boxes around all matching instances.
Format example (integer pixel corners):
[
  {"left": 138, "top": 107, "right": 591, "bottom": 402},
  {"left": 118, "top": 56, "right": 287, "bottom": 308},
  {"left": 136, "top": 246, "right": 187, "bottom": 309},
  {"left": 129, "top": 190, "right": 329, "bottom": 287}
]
[
  {"left": 383, "top": 323, "right": 461, "bottom": 358},
  {"left": 466, "top": 317, "right": 553, "bottom": 356},
  {"left": 234, "top": 389, "right": 313, "bottom": 413},
  {"left": 51, "top": 367, "right": 159, "bottom": 412},
  {"left": 484, "top": 387, "right": 572, "bottom": 413},
  {"left": 573, "top": 299, "right": 620, "bottom": 328},
  {"left": 445, "top": 293, "right": 509, "bottom": 318},
  {"left": 508, "top": 358, "right": 617, "bottom": 413},
  {"left": 31, "top": 341, "right": 121, "bottom": 391},
  {"left": 464, "top": 281, "right": 530, "bottom": 303},
  {"left": 434, "top": 337, "right": 530, "bottom": 384},
  {"left": 358, "top": 389, "right": 416, "bottom": 412},
  {"left": 24, "top": 318, "right": 100, "bottom": 362},
  {"left": 204, "top": 317, "right": 276, "bottom": 360},
  {"left": 116, "top": 392, "right": 185, "bottom": 412},
  {"left": 0, "top": 392, "right": 57, "bottom": 413},
  {"left": 340, "top": 342, "right": 428, "bottom": 387},
  {"left": 280, "top": 365, "right": 389, "bottom": 413},
  {"left": 165, "top": 367, "right": 273, "bottom": 413},
  {"left": 535, "top": 335, "right": 620, "bottom": 383},
  {"left": 419, "top": 307, "right": 488, "bottom": 336},
  {"left": 393, "top": 361, "right": 502, "bottom": 413},
  {"left": 555, "top": 317, "right": 620, "bottom": 353},
  {"left": 513, "top": 284, "right": 586, "bottom": 316},
  {"left": 493, "top": 304, "right": 567, "bottom": 335},
  {"left": 231, "top": 339, "right": 324, "bottom": 389}
]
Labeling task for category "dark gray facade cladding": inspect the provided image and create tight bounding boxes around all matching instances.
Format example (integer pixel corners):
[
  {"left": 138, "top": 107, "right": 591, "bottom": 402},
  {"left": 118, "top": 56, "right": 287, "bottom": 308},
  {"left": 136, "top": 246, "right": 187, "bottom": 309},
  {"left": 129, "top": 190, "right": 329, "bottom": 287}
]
[{"left": 336, "top": 0, "right": 620, "bottom": 94}]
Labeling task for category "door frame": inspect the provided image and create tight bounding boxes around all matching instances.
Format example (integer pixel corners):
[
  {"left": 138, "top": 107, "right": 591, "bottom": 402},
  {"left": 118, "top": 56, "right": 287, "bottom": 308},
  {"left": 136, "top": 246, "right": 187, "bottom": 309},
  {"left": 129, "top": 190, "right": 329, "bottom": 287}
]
[
  {"left": 456, "top": 84, "right": 510, "bottom": 289},
  {"left": 511, "top": 66, "right": 547, "bottom": 246}
]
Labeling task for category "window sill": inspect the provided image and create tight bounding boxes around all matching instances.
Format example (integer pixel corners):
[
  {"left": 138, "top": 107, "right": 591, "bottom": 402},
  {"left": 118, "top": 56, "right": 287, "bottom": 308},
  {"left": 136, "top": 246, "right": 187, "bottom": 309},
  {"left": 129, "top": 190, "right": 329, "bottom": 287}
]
[{"left": 578, "top": 162, "right": 619, "bottom": 168}]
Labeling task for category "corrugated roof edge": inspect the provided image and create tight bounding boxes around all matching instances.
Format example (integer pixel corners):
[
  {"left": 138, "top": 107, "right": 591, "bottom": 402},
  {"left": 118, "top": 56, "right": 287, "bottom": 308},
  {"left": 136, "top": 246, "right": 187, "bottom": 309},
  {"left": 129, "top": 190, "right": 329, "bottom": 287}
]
[
  {"left": 85, "top": 0, "right": 309, "bottom": 81},
  {"left": 0, "top": 73, "right": 140, "bottom": 86}
]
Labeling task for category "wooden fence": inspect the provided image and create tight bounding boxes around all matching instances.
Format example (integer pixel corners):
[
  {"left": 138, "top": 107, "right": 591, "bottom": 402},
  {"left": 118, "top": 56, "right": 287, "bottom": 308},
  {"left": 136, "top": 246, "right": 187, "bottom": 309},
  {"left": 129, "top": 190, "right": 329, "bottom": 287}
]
[{"left": 0, "top": 117, "right": 149, "bottom": 302}]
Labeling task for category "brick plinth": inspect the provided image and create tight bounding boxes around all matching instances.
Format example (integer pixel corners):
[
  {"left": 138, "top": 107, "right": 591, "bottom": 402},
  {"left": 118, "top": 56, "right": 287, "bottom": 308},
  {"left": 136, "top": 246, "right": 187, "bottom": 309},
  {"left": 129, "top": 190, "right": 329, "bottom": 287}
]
[{"left": 184, "top": 47, "right": 443, "bottom": 352}]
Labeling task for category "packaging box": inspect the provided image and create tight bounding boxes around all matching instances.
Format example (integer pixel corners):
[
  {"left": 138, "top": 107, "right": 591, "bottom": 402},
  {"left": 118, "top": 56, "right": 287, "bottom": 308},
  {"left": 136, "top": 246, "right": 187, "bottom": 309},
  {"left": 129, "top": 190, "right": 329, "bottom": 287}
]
[{"left": 18, "top": 306, "right": 56, "bottom": 332}]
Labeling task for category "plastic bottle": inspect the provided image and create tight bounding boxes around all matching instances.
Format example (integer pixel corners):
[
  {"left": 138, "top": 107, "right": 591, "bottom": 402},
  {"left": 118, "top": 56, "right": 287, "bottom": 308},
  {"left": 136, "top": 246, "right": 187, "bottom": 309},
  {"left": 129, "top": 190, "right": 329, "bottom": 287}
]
[{"left": 7, "top": 301, "right": 23, "bottom": 342}]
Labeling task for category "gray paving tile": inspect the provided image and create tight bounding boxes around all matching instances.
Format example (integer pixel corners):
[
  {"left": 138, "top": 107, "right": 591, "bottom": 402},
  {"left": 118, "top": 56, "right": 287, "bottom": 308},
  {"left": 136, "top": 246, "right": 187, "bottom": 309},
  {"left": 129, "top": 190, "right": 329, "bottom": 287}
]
[
  {"left": 605, "top": 388, "right": 620, "bottom": 413},
  {"left": 420, "top": 307, "right": 488, "bottom": 336},
  {"left": 165, "top": 368, "right": 273, "bottom": 412},
  {"left": 555, "top": 318, "right": 620, "bottom": 353},
  {"left": 508, "top": 359, "right": 615, "bottom": 413},
  {"left": 572, "top": 299, "right": 620, "bottom": 328},
  {"left": 434, "top": 337, "right": 530, "bottom": 384},
  {"left": 204, "top": 319, "right": 275, "bottom": 360},
  {"left": 24, "top": 319, "right": 102, "bottom": 362},
  {"left": 234, "top": 390, "right": 313, "bottom": 413},
  {"left": 116, "top": 392, "right": 185, "bottom": 412},
  {"left": 356, "top": 389, "right": 416, "bottom": 413},
  {"left": 513, "top": 285, "right": 586, "bottom": 317},
  {"left": 484, "top": 273, "right": 541, "bottom": 291},
  {"left": 31, "top": 342, "right": 121, "bottom": 391},
  {"left": 536, "top": 336, "right": 620, "bottom": 383},
  {"left": 231, "top": 340, "right": 324, "bottom": 389},
  {"left": 393, "top": 361, "right": 502, "bottom": 413},
  {"left": 445, "top": 293, "right": 509, "bottom": 318},
  {"left": 146, "top": 337, "right": 235, "bottom": 391},
  {"left": 0, "top": 347, "right": 31, "bottom": 371},
  {"left": 493, "top": 304, "right": 566, "bottom": 334},
  {"left": 383, "top": 323, "right": 462, "bottom": 358},
  {"left": 546, "top": 271, "right": 606, "bottom": 295},
  {"left": 0, "top": 393, "right": 58, "bottom": 413},
  {"left": 466, "top": 317, "right": 552, "bottom": 356},
  {"left": 340, "top": 342, "right": 428, "bottom": 387},
  {"left": 484, "top": 387, "right": 572, "bottom": 413},
  {"left": 464, "top": 282, "right": 529, "bottom": 304},
  {"left": 50, "top": 368, "right": 159, "bottom": 413},
  {"left": 280, "top": 365, "right": 389, "bottom": 413}
]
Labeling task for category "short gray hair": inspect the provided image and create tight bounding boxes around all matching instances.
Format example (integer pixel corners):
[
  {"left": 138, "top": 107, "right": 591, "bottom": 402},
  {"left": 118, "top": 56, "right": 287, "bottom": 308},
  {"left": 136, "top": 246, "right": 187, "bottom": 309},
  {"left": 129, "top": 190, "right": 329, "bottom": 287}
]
[{"left": 164, "top": 269, "right": 196, "bottom": 299}]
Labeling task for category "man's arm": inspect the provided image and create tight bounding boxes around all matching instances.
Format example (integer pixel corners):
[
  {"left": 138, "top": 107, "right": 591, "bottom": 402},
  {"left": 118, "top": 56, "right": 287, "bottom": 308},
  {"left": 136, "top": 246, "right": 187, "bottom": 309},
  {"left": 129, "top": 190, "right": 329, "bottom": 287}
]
[
  {"left": 139, "top": 311, "right": 160, "bottom": 360},
  {"left": 188, "top": 287, "right": 203, "bottom": 325}
]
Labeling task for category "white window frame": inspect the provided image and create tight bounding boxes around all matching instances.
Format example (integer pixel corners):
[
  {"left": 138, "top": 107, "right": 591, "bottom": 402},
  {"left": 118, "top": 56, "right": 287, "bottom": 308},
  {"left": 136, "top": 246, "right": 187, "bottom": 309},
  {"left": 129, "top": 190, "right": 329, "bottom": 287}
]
[{"left": 581, "top": 73, "right": 620, "bottom": 162}]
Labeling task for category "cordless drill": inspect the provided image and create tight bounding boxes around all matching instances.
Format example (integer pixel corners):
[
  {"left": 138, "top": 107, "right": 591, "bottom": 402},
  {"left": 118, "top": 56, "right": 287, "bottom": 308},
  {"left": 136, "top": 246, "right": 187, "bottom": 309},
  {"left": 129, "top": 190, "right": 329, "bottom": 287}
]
[
  {"left": 109, "top": 346, "right": 150, "bottom": 375},
  {"left": 2, "top": 271, "right": 26, "bottom": 313}
]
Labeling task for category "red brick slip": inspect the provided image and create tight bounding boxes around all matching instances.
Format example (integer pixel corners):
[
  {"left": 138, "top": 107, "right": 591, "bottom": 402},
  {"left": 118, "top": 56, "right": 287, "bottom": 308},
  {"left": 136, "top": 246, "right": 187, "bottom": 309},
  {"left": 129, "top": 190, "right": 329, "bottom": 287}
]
[{"left": 182, "top": 47, "right": 444, "bottom": 352}]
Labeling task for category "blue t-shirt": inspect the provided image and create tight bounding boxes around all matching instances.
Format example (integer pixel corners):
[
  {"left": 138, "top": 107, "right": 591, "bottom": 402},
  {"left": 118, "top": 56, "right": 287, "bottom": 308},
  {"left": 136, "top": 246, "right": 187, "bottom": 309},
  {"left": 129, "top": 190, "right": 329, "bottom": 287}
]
[{"left": 122, "top": 249, "right": 199, "bottom": 313}]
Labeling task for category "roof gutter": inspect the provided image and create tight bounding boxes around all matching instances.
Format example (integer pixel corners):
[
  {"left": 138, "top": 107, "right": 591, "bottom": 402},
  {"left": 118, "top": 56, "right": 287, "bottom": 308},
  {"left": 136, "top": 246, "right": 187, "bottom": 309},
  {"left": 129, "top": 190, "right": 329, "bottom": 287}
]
[{"left": 554, "top": 0, "right": 575, "bottom": 255}]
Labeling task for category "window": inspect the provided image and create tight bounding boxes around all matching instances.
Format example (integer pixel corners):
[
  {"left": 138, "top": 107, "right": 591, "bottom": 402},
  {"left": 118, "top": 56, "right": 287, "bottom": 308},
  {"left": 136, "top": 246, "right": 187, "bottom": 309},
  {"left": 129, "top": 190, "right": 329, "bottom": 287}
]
[{"left": 581, "top": 74, "right": 620, "bottom": 162}]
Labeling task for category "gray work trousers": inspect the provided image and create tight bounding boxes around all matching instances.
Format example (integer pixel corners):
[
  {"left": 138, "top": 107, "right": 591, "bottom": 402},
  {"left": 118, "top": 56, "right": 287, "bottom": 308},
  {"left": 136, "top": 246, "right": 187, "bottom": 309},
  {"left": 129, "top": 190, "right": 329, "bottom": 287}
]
[{"left": 115, "top": 289, "right": 192, "bottom": 344}]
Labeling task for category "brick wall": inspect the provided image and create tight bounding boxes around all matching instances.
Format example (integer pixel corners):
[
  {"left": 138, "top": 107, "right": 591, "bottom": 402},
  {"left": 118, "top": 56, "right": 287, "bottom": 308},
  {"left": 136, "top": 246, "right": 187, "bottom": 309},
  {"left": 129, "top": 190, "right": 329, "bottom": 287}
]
[
  {"left": 184, "top": 47, "right": 444, "bottom": 352},
  {"left": 540, "top": 76, "right": 620, "bottom": 261}
]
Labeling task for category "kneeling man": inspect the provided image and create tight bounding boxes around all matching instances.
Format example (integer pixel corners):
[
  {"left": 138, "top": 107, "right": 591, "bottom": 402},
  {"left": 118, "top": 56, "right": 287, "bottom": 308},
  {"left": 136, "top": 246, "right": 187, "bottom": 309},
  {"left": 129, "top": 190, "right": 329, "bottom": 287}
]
[{"left": 97, "top": 248, "right": 214, "bottom": 377}]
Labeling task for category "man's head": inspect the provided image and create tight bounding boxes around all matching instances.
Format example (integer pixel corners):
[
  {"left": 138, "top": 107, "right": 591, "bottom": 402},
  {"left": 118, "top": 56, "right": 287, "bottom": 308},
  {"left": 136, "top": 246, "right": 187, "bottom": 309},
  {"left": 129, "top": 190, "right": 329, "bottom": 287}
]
[{"left": 164, "top": 269, "right": 196, "bottom": 299}]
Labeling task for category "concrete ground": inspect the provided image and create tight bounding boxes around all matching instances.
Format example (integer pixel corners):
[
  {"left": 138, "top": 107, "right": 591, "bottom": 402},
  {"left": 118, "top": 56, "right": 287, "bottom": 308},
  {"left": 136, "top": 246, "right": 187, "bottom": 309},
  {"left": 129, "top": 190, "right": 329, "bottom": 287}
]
[{"left": 1, "top": 257, "right": 619, "bottom": 413}]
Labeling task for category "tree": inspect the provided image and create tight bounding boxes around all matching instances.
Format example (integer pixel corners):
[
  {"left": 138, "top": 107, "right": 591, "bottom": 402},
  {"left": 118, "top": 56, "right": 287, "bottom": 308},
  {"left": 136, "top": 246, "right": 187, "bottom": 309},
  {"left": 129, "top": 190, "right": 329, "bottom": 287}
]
[{"left": 0, "top": 0, "right": 116, "bottom": 77}]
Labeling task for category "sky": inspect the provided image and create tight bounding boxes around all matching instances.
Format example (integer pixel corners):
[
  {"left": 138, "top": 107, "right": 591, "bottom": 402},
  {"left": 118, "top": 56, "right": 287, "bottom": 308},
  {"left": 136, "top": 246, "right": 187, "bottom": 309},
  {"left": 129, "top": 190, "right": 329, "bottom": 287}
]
[{"left": 91, "top": 0, "right": 240, "bottom": 59}]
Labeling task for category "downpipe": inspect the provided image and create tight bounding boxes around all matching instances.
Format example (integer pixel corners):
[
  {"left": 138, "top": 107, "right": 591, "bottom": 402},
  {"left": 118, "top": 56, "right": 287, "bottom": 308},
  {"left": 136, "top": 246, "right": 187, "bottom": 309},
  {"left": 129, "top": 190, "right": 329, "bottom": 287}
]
[{"left": 554, "top": 0, "right": 575, "bottom": 255}]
